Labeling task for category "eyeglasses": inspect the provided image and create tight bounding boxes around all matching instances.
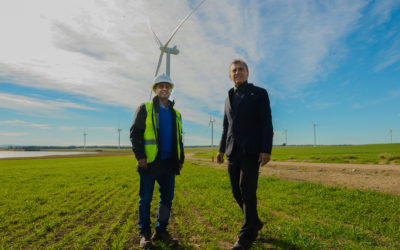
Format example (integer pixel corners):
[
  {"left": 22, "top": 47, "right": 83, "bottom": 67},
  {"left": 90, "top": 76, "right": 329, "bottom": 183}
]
[{"left": 156, "top": 84, "right": 172, "bottom": 89}]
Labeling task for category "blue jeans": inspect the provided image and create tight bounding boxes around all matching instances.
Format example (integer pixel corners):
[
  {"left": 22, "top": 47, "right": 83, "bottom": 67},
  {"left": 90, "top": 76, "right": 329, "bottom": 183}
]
[{"left": 138, "top": 162, "right": 175, "bottom": 234}]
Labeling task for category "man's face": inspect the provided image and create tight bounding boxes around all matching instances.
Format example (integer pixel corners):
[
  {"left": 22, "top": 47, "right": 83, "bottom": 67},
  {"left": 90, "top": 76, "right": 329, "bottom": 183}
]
[
  {"left": 229, "top": 62, "right": 249, "bottom": 86},
  {"left": 154, "top": 82, "right": 172, "bottom": 99}
]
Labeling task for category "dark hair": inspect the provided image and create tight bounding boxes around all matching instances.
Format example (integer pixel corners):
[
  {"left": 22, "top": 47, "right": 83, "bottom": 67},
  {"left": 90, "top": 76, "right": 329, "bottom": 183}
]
[{"left": 229, "top": 59, "right": 248, "bottom": 72}]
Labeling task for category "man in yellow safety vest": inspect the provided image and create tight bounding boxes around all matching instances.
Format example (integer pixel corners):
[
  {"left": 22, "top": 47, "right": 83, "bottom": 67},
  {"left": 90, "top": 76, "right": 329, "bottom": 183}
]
[{"left": 130, "top": 74, "right": 184, "bottom": 249}]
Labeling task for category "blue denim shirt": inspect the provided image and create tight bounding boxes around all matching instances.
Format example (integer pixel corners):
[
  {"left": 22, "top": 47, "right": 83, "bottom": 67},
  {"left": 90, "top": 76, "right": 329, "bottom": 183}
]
[{"left": 159, "top": 102, "right": 173, "bottom": 160}]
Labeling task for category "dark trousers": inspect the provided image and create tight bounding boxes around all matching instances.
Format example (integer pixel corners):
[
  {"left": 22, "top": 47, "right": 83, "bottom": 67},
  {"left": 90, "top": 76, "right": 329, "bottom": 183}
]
[
  {"left": 228, "top": 152, "right": 261, "bottom": 239},
  {"left": 138, "top": 160, "right": 175, "bottom": 235}
]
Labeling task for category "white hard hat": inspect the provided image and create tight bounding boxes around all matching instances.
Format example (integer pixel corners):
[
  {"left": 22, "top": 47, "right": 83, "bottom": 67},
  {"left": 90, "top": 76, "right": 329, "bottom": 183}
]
[{"left": 152, "top": 74, "right": 174, "bottom": 90}]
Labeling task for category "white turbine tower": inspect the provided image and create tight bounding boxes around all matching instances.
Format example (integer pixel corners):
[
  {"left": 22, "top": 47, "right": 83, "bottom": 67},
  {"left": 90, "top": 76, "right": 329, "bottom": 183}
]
[
  {"left": 313, "top": 123, "right": 319, "bottom": 146},
  {"left": 208, "top": 116, "right": 216, "bottom": 148},
  {"left": 83, "top": 130, "right": 88, "bottom": 151},
  {"left": 148, "top": 0, "right": 207, "bottom": 99},
  {"left": 117, "top": 126, "right": 122, "bottom": 150}
]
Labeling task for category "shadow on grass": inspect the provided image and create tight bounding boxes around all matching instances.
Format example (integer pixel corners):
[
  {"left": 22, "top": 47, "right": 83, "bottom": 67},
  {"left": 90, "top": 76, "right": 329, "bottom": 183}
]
[
  {"left": 257, "top": 236, "right": 300, "bottom": 250},
  {"left": 152, "top": 242, "right": 193, "bottom": 250}
]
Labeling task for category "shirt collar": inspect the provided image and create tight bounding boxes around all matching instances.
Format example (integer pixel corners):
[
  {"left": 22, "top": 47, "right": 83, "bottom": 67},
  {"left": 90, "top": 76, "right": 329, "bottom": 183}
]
[
  {"left": 159, "top": 101, "right": 170, "bottom": 110},
  {"left": 234, "top": 81, "right": 248, "bottom": 93}
]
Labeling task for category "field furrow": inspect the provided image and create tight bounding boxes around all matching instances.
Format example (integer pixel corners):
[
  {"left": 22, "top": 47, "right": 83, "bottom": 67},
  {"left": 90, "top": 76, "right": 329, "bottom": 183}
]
[
  {"left": 27, "top": 187, "right": 120, "bottom": 248},
  {"left": 1, "top": 151, "right": 400, "bottom": 249}
]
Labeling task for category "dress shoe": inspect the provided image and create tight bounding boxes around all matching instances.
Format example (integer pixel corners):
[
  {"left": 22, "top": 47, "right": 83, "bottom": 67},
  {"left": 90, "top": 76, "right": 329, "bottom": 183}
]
[
  {"left": 231, "top": 238, "right": 253, "bottom": 250},
  {"left": 139, "top": 232, "right": 153, "bottom": 249},
  {"left": 151, "top": 230, "right": 178, "bottom": 246},
  {"left": 256, "top": 219, "right": 264, "bottom": 232},
  {"left": 252, "top": 219, "right": 264, "bottom": 239}
]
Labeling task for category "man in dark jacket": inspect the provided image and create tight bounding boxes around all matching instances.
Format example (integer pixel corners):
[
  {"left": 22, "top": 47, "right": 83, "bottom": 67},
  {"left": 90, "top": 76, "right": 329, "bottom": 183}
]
[
  {"left": 217, "top": 59, "right": 273, "bottom": 249},
  {"left": 130, "top": 74, "right": 184, "bottom": 249}
]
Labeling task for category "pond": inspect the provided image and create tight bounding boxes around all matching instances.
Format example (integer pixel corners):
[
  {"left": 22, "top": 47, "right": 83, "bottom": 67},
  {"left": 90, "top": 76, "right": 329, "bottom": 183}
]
[{"left": 0, "top": 151, "right": 97, "bottom": 158}]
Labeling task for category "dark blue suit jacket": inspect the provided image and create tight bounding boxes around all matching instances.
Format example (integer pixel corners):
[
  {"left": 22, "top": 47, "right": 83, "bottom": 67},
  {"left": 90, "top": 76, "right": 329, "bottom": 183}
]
[{"left": 219, "top": 82, "right": 273, "bottom": 157}]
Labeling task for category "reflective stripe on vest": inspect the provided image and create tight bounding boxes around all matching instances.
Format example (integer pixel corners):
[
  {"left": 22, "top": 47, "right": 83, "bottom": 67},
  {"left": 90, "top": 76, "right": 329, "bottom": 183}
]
[
  {"left": 174, "top": 108, "right": 182, "bottom": 161},
  {"left": 143, "top": 102, "right": 182, "bottom": 164}
]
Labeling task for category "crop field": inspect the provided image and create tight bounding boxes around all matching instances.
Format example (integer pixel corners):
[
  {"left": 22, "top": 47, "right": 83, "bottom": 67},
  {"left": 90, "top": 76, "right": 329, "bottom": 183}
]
[
  {"left": 187, "top": 143, "right": 400, "bottom": 165},
  {"left": 1, "top": 154, "right": 400, "bottom": 249}
]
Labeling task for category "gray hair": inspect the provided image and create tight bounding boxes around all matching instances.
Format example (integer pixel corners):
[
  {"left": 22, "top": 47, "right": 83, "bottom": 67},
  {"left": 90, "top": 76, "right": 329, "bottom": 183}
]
[{"left": 229, "top": 59, "right": 249, "bottom": 73}]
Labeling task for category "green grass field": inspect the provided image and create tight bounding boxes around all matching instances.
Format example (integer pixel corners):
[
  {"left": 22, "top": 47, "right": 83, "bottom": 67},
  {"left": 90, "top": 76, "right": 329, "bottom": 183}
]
[
  {"left": 1, "top": 155, "right": 399, "bottom": 249},
  {"left": 187, "top": 143, "right": 400, "bottom": 164}
]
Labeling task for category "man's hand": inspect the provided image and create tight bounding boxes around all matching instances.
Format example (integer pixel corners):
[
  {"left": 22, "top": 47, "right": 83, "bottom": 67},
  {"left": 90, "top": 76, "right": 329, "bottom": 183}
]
[
  {"left": 179, "top": 163, "right": 183, "bottom": 171},
  {"left": 138, "top": 158, "right": 147, "bottom": 169},
  {"left": 217, "top": 152, "right": 224, "bottom": 164},
  {"left": 258, "top": 153, "right": 271, "bottom": 166}
]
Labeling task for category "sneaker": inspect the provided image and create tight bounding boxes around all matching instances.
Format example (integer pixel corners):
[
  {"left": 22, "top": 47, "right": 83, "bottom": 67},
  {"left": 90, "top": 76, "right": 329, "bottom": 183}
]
[
  {"left": 151, "top": 230, "right": 178, "bottom": 245},
  {"left": 140, "top": 232, "right": 153, "bottom": 249}
]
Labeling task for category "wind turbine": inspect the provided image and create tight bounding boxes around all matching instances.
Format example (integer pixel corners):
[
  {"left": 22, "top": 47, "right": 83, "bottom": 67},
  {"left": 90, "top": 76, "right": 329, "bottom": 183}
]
[
  {"left": 83, "top": 129, "right": 88, "bottom": 151},
  {"left": 148, "top": 0, "right": 207, "bottom": 99},
  {"left": 313, "top": 123, "right": 318, "bottom": 146},
  {"left": 208, "top": 116, "right": 215, "bottom": 148},
  {"left": 117, "top": 126, "right": 122, "bottom": 150}
]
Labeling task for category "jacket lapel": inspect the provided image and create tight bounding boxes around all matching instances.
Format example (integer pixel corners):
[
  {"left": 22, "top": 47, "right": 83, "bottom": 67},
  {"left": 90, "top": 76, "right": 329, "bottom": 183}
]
[
  {"left": 235, "top": 90, "right": 246, "bottom": 109},
  {"left": 227, "top": 88, "right": 234, "bottom": 118},
  {"left": 235, "top": 84, "right": 250, "bottom": 113}
]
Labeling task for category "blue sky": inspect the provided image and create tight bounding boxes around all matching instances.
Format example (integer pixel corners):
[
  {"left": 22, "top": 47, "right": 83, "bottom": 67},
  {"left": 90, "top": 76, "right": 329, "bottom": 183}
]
[{"left": 0, "top": 0, "right": 399, "bottom": 146}]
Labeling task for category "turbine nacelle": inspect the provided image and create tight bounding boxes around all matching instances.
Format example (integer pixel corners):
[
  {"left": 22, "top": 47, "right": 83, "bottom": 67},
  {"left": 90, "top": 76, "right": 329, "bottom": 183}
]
[{"left": 161, "top": 46, "right": 179, "bottom": 55}]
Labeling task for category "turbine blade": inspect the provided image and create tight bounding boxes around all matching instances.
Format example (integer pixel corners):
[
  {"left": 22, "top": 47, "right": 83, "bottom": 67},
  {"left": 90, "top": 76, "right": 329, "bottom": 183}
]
[
  {"left": 164, "top": 0, "right": 207, "bottom": 48},
  {"left": 155, "top": 51, "right": 164, "bottom": 76},
  {"left": 147, "top": 20, "right": 163, "bottom": 48}
]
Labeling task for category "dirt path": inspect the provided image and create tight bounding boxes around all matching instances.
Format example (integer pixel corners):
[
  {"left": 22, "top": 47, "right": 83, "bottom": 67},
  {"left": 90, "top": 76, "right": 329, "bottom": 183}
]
[{"left": 186, "top": 154, "right": 400, "bottom": 196}]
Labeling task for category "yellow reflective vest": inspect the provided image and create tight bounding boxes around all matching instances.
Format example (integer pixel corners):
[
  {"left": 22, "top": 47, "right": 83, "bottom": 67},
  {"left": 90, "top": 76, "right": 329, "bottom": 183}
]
[{"left": 143, "top": 101, "right": 182, "bottom": 164}]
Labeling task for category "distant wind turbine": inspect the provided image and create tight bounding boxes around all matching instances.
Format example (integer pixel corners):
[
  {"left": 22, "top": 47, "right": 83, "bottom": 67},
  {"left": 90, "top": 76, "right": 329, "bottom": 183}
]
[
  {"left": 387, "top": 129, "right": 395, "bottom": 144},
  {"left": 117, "top": 126, "right": 122, "bottom": 150},
  {"left": 313, "top": 123, "right": 318, "bottom": 146},
  {"left": 208, "top": 116, "right": 215, "bottom": 148},
  {"left": 83, "top": 129, "right": 88, "bottom": 151}
]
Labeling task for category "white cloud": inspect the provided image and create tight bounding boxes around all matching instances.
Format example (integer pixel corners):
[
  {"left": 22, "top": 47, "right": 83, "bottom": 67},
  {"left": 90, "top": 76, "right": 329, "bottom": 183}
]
[
  {"left": 0, "top": 0, "right": 370, "bottom": 126},
  {"left": 374, "top": 35, "right": 400, "bottom": 72},
  {"left": 352, "top": 103, "right": 363, "bottom": 109},
  {"left": 185, "top": 135, "right": 210, "bottom": 146},
  {"left": 364, "top": 1, "right": 400, "bottom": 72},
  {"left": 305, "top": 101, "right": 338, "bottom": 110},
  {"left": 369, "top": 0, "right": 400, "bottom": 26},
  {"left": 352, "top": 88, "right": 400, "bottom": 109},
  {"left": 0, "top": 132, "right": 30, "bottom": 137},
  {"left": 0, "top": 93, "right": 97, "bottom": 114},
  {"left": 0, "top": 120, "right": 49, "bottom": 129},
  {"left": 58, "top": 126, "right": 77, "bottom": 130}
]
